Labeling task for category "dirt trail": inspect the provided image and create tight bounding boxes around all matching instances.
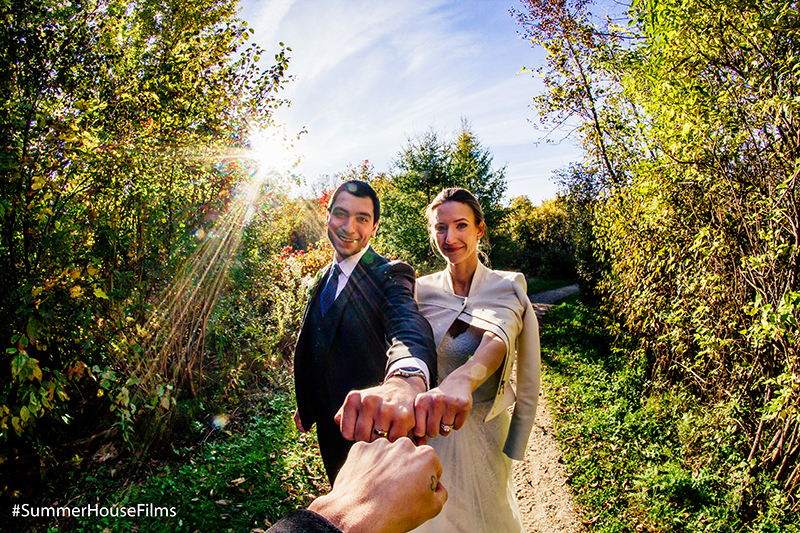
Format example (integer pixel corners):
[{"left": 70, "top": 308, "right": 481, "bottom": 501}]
[{"left": 513, "top": 285, "right": 586, "bottom": 533}]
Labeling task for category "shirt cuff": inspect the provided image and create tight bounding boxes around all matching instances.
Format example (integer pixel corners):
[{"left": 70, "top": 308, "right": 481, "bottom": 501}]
[{"left": 386, "top": 358, "right": 431, "bottom": 391}]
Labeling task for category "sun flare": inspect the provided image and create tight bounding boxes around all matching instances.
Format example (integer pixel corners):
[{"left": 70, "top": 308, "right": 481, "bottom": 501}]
[{"left": 248, "top": 126, "right": 299, "bottom": 175}]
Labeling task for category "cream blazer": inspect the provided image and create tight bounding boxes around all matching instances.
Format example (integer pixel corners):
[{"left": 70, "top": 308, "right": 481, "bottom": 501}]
[{"left": 416, "top": 262, "right": 541, "bottom": 461}]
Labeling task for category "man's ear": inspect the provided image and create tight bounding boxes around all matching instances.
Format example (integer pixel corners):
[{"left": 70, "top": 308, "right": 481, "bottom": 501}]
[{"left": 371, "top": 220, "right": 379, "bottom": 237}]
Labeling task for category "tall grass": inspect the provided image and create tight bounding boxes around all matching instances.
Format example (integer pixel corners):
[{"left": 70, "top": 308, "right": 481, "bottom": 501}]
[
  {"left": 542, "top": 295, "right": 800, "bottom": 532},
  {"left": 16, "top": 373, "right": 326, "bottom": 533}
]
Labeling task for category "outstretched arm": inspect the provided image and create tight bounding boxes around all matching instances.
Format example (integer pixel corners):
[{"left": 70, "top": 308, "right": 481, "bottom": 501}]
[
  {"left": 336, "top": 261, "right": 437, "bottom": 443},
  {"left": 313, "top": 438, "right": 447, "bottom": 533},
  {"left": 413, "top": 328, "right": 506, "bottom": 439}
]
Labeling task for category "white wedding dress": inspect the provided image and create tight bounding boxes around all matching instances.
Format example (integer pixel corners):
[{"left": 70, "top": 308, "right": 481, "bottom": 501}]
[{"left": 412, "top": 324, "right": 525, "bottom": 533}]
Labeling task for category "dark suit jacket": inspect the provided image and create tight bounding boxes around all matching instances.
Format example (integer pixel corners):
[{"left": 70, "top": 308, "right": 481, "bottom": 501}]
[
  {"left": 294, "top": 246, "right": 437, "bottom": 433},
  {"left": 267, "top": 510, "right": 341, "bottom": 532}
]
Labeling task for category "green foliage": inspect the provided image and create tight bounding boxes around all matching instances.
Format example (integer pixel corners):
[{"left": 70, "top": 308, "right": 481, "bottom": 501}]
[
  {"left": 518, "top": 0, "right": 800, "bottom": 509},
  {"left": 1, "top": 0, "right": 293, "bottom": 466},
  {"left": 374, "top": 120, "right": 508, "bottom": 272},
  {"left": 30, "top": 380, "right": 327, "bottom": 533},
  {"left": 209, "top": 199, "right": 332, "bottom": 381},
  {"left": 542, "top": 296, "right": 800, "bottom": 532},
  {"left": 504, "top": 195, "right": 577, "bottom": 280}
]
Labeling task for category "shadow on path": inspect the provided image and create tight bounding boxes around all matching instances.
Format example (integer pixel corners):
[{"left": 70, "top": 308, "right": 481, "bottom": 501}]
[{"left": 513, "top": 284, "right": 586, "bottom": 533}]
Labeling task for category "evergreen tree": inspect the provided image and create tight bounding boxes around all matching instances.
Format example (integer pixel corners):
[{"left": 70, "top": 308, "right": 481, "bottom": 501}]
[{"left": 375, "top": 121, "right": 507, "bottom": 272}]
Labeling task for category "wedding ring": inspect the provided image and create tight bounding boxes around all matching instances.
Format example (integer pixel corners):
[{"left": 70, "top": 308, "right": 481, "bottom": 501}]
[
  {"left": 373, "top": 428, "right": 388, "bottom": 438},
  {"left": 440, "top": 423, "right": 453, "bottom": 434}
]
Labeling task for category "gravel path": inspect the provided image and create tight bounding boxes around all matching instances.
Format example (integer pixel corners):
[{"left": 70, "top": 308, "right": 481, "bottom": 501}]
[{"left": 512, "top": 284, "right": 586, "bottom": 533}]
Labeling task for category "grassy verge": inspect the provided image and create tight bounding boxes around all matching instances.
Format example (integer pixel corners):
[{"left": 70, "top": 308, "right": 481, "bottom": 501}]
[
  {"left": 541, "top": 295, "right": 799, "bottom": 533},
  {"left": 20, "top": 371, "right": 326, "bottom": 533}
]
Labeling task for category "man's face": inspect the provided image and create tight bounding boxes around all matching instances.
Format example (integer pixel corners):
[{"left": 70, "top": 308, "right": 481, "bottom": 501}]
[{"left": 326, "top": 191, "right": 379, "bottom": 261}]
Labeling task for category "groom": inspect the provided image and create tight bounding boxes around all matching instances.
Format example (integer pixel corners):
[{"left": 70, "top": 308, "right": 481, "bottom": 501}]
[{"left": 293, "top": 180, "right": 437, "bottom": 482}]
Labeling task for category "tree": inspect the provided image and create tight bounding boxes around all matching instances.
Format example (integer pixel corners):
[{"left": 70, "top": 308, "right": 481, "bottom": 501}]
[
  {"left": 375, "top": 122, "right": 508, "bottom": 272},
  {"left": 518, "top": 0, "right": 800, "bottom": 518},
  {"left": 0, "top": 0, "right": 293, "bottom": 461}
]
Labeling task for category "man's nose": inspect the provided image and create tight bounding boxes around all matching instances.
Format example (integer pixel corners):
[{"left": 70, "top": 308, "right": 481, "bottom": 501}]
[{"left": 342, "top": 217, "right": 356, "bottom": 233}]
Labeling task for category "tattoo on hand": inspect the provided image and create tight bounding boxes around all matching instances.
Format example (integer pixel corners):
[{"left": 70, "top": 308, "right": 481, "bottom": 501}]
[{"left": 430, "top": 475, "right": 437, "bottom": 492}]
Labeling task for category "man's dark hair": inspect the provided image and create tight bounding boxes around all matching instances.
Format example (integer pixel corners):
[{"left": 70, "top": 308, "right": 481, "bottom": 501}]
[{"left": 327, "top": 180, "right": 381, "bottom": 223}]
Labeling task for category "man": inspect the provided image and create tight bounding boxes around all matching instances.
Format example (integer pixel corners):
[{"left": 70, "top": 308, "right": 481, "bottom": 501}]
[
  {"left": 293, "top": 180, "right": 437, "bottom": 482},
  {"left": 267, "top": 437, "right": 447, "bottom": 533}
]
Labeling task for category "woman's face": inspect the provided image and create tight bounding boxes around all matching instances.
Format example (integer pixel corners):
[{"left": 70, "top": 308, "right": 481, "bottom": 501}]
[{"left": 431, "top": 201, "right": 485, "bottom": 267}]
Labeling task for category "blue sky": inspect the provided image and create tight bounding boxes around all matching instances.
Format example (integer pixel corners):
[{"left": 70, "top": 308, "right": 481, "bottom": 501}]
[{"left": 238, "top": 0, "right": 586, "bottom": 205}]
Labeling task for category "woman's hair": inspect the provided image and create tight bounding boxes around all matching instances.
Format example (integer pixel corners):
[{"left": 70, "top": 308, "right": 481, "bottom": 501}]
[
  {"left": 424, "top": 188, "right": 489, "bottom": 263},
  {"left": 424, "top": 187, "right": 485, "bottom": 229}
]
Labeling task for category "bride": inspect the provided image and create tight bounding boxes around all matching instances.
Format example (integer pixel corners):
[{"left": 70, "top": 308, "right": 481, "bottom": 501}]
[{"left": 411, "top": 187, "right": 540, "bottom": 532}]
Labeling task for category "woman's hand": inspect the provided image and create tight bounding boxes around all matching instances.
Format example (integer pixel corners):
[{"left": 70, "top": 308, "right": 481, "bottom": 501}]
[
  {"left": 413, "top": 329, "right": 507, "bottom": 439},
  {"left": 413, "top": 377, "right": 473, "bottom": 439}
]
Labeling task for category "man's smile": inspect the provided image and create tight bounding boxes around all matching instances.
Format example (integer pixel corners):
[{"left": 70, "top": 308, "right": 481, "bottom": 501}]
[{"left": 337, "top": 233, "right": 360, "bottom": 243}]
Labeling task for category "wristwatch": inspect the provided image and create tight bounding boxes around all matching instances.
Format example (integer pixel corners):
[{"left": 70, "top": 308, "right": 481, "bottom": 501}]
[{"left": 385, "top": 366, "right": 429, "bottom": 390}]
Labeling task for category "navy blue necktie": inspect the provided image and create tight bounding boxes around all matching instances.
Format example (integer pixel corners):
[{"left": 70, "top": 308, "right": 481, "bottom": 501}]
[{"left": 319, "top": 264, "right": 341, "bottom": 316}]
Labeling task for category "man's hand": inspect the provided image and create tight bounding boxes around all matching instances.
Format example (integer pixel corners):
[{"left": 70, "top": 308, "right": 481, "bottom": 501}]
[
  {"left": 335, "top": 376, "right": 425, "bottom": 442},
  {"left": 294, "top": 409, "right": 310, "bottom": 433},
  {"left": 308, "top": 437, "right": 447, "bottom": 533}
]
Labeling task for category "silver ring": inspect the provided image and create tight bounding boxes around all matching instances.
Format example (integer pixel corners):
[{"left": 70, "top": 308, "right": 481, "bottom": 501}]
[
  {"left": 373, "top": 428, "right": 388, "bottom": 438},
  {"left": 440, "top": 423, "right": 452, "bottom": 434}
]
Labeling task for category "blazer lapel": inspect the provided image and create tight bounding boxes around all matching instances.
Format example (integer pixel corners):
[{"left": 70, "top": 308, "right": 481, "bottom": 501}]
[
  {"left": 301, "top": 263, "right": 332, "bottom": 324},
  {"left": 323, "top": 248, "right": 373, "bottom": 326}
]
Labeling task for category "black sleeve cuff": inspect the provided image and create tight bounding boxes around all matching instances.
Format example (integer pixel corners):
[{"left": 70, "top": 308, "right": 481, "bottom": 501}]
[{"left": 267, "top": 509, "right": 343, "bottom": 533}]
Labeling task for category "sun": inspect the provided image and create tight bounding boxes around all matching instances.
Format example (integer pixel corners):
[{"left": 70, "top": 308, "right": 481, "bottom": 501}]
[{"left": 248, "top": 125, "right": 299, "bottom": 174}]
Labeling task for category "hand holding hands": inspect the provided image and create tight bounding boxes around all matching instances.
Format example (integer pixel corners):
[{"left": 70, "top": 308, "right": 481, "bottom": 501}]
[
  {"left": 413, "top": 375, "right": 473, "bottom": 439},
  {"left": 335, "top": 375, "right": 426, "bottom": 442},
  {"left": 308, "top": 437, "right": 447, "bottom": 533}
]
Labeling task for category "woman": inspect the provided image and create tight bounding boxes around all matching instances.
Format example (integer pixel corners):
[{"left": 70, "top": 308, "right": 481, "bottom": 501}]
[{"left": 411, "top": 187, "right": 540, "bottom": 532}]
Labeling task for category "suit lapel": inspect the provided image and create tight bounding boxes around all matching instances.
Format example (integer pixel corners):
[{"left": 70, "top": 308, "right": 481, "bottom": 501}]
[
  {"left": 322, "top": 247, "right": 379, "bottom": 328},
  {"left": 301, "top": 263, "right": 333, "bottom": 324}
]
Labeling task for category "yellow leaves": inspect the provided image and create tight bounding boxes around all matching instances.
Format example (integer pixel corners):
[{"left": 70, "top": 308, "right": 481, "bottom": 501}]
[
  {"left": 70, "top": 286, "right": 84, "bottom": 298},
  {"left": 93, "top": 287, "right": 109, "bottom": 300},
  {"left": 31, "top": 363, "right": 42, "bottom": 382},
  {"left": 31, "top": 175, "right": 46, "bottom": 191},
  {"left": 11, "top": 352, "right": 42, "bottom": 382}
]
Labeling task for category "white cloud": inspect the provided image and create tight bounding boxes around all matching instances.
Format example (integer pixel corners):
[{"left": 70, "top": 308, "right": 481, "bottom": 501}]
[{"left": 239, "top": 0, "right": 583, "bottom": 205}]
